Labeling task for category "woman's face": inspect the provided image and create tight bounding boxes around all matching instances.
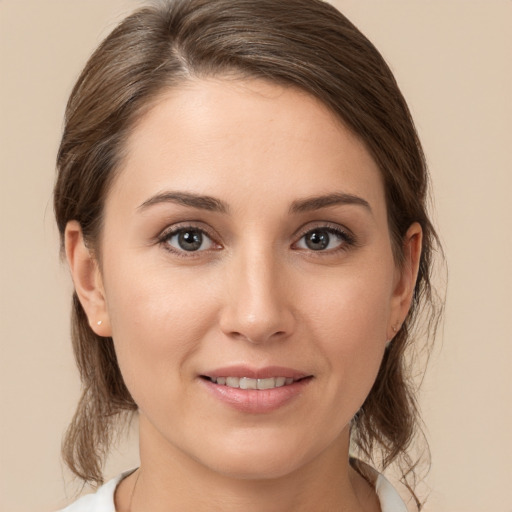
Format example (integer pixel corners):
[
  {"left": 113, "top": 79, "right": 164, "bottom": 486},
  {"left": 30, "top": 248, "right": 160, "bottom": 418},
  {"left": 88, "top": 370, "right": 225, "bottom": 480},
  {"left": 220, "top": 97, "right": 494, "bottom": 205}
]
[{"left": 82, "top": 78, "right": 415, "bottom": 479}]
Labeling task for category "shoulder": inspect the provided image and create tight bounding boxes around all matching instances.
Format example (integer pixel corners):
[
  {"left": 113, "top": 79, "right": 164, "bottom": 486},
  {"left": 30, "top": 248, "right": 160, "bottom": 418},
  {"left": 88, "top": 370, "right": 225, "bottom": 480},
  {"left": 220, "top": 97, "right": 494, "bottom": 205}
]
[{"left": 58, "top": 471, "right": 134, "bottom": 512}]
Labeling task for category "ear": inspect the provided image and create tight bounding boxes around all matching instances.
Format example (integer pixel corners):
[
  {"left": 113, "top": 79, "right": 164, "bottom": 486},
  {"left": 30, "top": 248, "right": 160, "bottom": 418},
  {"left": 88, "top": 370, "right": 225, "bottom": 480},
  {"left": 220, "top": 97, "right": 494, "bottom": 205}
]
[
  {"left": 387, "top": 222, "right": 423, "bottom": 340},
  {"left": 65, "top": 220, "right": 112, "bottom": 337}
]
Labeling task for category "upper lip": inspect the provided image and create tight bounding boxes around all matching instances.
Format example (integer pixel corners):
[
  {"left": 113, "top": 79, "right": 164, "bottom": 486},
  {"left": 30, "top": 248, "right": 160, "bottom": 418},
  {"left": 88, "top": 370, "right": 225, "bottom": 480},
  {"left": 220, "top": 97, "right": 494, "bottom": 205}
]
[{"left": 201, "top": 365, "right": 310, "bottom": 380}]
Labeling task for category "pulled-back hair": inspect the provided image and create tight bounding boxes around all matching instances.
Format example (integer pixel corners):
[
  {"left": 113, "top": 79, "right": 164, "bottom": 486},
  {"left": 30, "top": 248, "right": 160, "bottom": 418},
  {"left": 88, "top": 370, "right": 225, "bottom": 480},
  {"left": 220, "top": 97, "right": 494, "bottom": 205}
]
[{"left": 54, "top": 0, "right": 443, "bottom": 507}]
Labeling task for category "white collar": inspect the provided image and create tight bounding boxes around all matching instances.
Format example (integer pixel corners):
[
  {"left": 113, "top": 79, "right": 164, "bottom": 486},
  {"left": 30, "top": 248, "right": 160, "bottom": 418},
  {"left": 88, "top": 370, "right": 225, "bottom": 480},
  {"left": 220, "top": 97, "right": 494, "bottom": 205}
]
[
  {"left": 375, "top": 472, "right": 409, "bottom": 512},
  {"left": 60, "top": 468, "right": 408, "bottom": 511}
]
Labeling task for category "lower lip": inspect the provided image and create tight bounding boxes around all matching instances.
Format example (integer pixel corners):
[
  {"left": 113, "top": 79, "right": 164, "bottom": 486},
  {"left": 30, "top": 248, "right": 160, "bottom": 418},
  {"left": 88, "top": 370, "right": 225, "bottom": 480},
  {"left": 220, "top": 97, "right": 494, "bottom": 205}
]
[{"left": 200, "top": 377, "right": 312, "bottom": 413}]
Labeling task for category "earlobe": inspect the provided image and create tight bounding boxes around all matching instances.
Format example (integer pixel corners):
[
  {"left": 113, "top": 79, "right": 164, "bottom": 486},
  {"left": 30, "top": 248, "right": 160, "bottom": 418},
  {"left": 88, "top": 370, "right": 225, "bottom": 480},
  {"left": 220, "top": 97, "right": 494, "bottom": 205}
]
[
  {"left": 64, "top": 221, "right": 112, "bottom": 337},
  {"left": 388, "top": 222, "right": 423, "bottom": 341}
]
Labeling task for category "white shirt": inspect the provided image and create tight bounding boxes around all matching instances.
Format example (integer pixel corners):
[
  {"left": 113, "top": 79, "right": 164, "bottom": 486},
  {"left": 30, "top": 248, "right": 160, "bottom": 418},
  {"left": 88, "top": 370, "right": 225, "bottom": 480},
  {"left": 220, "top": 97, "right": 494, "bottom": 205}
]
[{"left": 59, "top": 469, "right": 409, "bottom": 512}]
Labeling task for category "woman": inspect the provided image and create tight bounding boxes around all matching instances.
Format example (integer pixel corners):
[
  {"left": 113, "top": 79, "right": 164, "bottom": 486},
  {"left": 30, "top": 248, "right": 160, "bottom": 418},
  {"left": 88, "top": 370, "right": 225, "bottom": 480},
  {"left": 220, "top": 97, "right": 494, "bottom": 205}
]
[{"left": 55, "top": 0, "right": 442, "bottom": 510}]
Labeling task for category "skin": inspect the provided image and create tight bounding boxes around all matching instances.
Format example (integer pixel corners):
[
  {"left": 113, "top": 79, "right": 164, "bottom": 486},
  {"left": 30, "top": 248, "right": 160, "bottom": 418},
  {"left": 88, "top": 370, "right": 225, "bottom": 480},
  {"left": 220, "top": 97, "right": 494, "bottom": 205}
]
[{"left": 66, "top": 78, "right": 422, "bottom": 512}]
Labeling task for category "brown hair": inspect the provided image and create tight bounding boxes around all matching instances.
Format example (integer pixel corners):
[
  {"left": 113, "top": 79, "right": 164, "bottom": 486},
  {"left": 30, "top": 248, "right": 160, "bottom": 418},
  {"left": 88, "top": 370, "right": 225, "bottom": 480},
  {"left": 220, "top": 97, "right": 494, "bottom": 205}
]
[{"left": 54, "top": 0, "right": 443, "bottom": 506}]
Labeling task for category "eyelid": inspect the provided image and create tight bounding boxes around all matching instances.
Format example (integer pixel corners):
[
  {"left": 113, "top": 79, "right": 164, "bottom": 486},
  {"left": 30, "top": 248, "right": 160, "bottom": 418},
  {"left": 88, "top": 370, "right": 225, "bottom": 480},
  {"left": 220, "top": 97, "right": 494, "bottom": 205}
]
[
  {"left": 292, "top": 221, "right": 357, "bottom": 251},
  {"left": 293, "top": 221, "right": 354, "bottom": 240},
  {"left": 157, "top": 222, "right": 223, "bottom": 256}
]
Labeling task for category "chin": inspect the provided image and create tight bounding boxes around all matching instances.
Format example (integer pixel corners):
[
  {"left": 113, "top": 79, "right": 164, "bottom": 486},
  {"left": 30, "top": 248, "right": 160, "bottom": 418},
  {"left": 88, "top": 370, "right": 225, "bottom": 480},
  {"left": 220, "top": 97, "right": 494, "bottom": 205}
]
[
  {"left": 193, "top": 431, "right": 323, "bottom": 481},
  {"left": 208, "top": 452, "right": 305, "bottom": 481}
]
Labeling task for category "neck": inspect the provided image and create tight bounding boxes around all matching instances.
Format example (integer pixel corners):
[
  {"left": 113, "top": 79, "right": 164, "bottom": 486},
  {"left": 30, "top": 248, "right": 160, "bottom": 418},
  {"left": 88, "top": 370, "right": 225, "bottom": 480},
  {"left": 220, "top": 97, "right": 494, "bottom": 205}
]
[{"left": 116, "top": 415, "right": 379, "bottom": 512}]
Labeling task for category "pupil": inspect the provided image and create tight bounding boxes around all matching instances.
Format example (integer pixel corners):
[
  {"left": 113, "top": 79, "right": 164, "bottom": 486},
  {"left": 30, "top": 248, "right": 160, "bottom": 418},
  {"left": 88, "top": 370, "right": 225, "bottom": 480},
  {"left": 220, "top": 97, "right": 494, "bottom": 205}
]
[
  {"left": 306, "top": 230, "right": 329, "bottom": 250},
  {"left": 178, "top": 230, "right": 202, "bottom": 251}
]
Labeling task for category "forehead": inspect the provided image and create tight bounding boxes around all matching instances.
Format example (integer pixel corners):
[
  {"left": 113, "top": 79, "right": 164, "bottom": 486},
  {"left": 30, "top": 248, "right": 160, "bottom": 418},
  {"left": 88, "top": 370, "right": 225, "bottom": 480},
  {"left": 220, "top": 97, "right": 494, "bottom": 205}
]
[{"left": 110, "top": 77, "right": 385, "bottom": 216}]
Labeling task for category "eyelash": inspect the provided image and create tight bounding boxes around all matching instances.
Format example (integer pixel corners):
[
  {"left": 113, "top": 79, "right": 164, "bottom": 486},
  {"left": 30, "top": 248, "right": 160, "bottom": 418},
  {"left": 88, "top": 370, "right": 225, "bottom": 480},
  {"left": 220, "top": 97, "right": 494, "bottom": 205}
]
[
  {"left": 157, "top": 222, "right": 356, "bottom": 257},
  {"left": 157, "top": 224, "right": 221, "bottom": 258},
  {"left": 293, "top": 223, "right": 357, "bottom": 254}
]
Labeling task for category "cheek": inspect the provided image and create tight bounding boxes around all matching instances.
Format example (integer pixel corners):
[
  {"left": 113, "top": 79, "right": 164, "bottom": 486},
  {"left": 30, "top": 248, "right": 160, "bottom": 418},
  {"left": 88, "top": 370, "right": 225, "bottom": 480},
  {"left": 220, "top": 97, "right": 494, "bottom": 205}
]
[
  {"left": 301, "top": 266, "right": 393, "bottom": 395},
  {"left": 102, "top": 261, "right": 220, "bottom": 401},
  {"left": 304, "top": 266, "right": 393, "bottom": 344}
]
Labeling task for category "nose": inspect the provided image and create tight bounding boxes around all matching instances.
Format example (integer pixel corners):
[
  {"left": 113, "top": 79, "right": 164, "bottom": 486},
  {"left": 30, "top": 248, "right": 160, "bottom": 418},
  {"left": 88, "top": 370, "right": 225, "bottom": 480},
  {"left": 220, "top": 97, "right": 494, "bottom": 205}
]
[{"left": 219, "top": 246, "right": 295, "bottom": 344}]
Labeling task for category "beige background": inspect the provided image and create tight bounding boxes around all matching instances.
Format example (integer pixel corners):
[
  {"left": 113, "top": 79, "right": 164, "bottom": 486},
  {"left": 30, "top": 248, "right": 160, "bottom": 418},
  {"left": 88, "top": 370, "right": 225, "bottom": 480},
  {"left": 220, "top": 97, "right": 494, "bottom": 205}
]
[{"left": 1, "top": 1, "right": 511, "bottom": 511}]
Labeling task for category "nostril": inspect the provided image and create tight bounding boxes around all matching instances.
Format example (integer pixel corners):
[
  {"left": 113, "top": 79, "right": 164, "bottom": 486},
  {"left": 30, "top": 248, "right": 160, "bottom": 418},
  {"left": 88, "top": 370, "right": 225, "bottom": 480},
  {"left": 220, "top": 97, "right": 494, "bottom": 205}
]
[
  {"left": 228, "top": 329, "right": 288, "bottom": 344},
  {"left": 219, "top": 296, "right": 296, "bottom": 344}
]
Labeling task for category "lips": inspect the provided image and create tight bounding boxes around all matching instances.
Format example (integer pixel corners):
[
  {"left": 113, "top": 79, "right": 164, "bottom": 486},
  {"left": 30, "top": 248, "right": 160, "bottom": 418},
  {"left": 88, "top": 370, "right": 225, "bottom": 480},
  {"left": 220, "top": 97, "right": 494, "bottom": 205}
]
[
  {"left": 199, "top": 366, "right": 313, "bottom": 413},
  {"left": 202, "top": 365, "right": 308, "bottom": 380}
]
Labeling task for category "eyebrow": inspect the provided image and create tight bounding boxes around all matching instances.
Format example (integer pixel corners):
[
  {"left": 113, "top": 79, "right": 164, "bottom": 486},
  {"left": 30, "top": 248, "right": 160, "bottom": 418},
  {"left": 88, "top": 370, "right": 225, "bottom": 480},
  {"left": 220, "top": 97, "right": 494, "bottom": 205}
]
[
  {"left": 289, "top": 193, "right": 372, "bottom": 214},
  {"left": 137, "top": 190, "right": 371, "bottom": 216},
  {"left": 138, "top": 191, "right": 229, "bottom": 213}
]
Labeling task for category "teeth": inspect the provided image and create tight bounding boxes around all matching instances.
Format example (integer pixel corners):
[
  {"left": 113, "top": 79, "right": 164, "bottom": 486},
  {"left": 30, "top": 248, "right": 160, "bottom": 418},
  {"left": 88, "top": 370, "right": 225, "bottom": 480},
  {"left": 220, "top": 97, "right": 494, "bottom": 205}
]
[
  {"left": 257, "top": 378, "right": 276, "bottom": 390},
  {"left": 209, "top": 376, "right": 299, "bottom": 389},
  {"left": 226, "top": 377, "right": 239, "bottom": 388},
  {"left": 240, "top": 377, "right": 257, "bottom": 389},
  {"left": 275, "top": 377, "right": 286, "bottom": 387}
]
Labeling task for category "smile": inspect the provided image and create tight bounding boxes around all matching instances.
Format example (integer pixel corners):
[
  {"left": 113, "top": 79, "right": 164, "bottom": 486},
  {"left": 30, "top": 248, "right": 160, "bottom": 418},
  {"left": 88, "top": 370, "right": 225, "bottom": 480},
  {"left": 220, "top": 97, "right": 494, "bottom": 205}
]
[
  {"left": 201, "top": 374, "right": 312, "bottom": 413},
  {"left": 205, "top": 376, "right": 297, "bottom": 389}
]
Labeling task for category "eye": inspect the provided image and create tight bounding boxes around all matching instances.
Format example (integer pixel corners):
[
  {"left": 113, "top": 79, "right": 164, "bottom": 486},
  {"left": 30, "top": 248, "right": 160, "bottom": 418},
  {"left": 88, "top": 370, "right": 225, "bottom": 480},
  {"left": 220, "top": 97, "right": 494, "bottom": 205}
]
[
  {"left": 295, "top": 227, "right": 352, "bottom": 252},
  {"left": 163, "top": 227, "right": 217, "bottom": 253}
]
